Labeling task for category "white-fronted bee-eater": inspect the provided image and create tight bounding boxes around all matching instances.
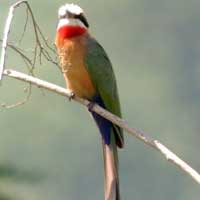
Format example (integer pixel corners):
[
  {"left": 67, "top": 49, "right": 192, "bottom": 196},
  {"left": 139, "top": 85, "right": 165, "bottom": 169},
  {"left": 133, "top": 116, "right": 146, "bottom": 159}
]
[{"left": 55, "top": 4, "right": 124, "bottom": 200}]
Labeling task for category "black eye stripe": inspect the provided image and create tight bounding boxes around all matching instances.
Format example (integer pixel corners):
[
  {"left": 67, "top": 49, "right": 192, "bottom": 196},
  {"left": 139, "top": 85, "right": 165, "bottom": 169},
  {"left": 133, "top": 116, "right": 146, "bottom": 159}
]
[{"left": 75, "top": 14, "right": 89, "bottom": 28}]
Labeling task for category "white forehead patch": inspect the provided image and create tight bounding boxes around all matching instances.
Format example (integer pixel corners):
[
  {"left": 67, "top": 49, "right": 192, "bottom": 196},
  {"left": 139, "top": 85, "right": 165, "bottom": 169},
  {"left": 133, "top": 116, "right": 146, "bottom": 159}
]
[
  {"left": 58, "top": 3, "right": 83, "bottom": 18},
  {"left": 57, "top": 18, "right": 86, "bottom": 31}
]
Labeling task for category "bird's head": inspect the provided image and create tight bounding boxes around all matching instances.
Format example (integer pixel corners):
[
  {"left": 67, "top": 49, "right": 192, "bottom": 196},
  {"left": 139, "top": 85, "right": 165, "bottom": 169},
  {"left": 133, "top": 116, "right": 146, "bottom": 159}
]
[{"left": 57, "top": 4, "right": 89, "bottom": 39}]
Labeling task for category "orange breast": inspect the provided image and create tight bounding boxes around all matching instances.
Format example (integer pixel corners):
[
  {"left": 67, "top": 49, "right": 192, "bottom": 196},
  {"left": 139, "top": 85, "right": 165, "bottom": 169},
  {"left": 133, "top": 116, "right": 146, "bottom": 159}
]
[{"left": 55, "top": 33, "right": 96, "bottom": 99}]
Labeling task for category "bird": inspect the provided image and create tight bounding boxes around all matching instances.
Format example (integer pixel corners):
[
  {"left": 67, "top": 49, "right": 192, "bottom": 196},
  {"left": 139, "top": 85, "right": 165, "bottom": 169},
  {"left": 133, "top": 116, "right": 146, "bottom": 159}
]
[{"left": 55, "top": 4, "right": 124, "bottom": 200}]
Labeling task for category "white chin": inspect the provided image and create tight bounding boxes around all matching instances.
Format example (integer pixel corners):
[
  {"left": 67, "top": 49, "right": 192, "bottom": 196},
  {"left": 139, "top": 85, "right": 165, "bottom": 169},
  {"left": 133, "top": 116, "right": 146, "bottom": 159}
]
[{"left": 57, "top": 18, "right": 86, "bottom": 30}]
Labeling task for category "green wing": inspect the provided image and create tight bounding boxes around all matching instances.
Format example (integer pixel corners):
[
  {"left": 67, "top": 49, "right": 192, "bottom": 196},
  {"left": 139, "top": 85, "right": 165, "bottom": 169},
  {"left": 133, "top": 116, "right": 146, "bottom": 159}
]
[{"left": 85, "top": 36, "right": 124, "bottom": 147}]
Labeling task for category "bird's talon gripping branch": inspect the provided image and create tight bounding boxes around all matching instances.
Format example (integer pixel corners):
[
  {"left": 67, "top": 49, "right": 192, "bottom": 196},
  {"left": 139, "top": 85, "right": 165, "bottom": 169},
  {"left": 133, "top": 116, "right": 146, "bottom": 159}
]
[
  {"left": 68, "top": 91, "right": 75, "bottom": 101},
  {"left": 87, "top": 101, "right": 95, "bottom": 112}
]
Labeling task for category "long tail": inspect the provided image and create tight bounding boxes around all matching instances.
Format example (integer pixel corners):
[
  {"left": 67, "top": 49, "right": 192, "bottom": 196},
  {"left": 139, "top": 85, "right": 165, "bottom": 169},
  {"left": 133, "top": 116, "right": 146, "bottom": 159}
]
[
  {"left": 90, "top": 96, "right": 121, "bottom": 199},
  {"left": 102, "top": 133, "right": 120, "bottom": 200}
]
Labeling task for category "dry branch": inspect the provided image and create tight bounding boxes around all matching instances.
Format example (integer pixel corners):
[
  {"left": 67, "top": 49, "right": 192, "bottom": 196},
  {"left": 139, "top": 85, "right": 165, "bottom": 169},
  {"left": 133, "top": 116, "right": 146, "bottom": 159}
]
[
  {"left": 0, "top": 0, "right": 59, "bottom": 82},
  {"left": 3, "top": 69, "right": 200, "bottom": 185},
  {"left": 0, "top": 1, "right": 28, "bottom": 80},
  {"left": 0, "top": 2, "right": 200, "bottom": 200}
]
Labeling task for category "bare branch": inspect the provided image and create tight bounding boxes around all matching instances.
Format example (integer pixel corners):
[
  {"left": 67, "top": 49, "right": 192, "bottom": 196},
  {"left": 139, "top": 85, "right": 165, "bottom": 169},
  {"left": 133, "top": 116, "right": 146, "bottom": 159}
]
[
  {"left": 1, "top": 83, "right": 32, "bottom": 109},
  {"left": 7, "top": 42, "right": 33, "bottom": 69},
  {"left": 0, "top": 0, "right": 28, "bottom": 81},
  {"left": 23, "top": 2, "right": 59, "bottom": 68},
  {"left": 0, "top": 0, "right": 58, "bottom": 108},
  {"left": 3, "top": 69, "right": 200, "bottom": 185},
  {"left": 18, "top": 5, "right": 29, "bottom": 44},
  {"left": 1, "top": 3, "right": 200, "bottom": 199},
  {"left": 0, "top": 0, "right": 59, "bottom": 82}
]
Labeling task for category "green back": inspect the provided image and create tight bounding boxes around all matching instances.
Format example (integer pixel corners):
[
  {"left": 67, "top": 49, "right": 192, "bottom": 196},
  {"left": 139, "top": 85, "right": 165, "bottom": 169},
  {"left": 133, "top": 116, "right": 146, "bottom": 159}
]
[{"left": 85, "top": 36, "right": 124, "bottom": 147}]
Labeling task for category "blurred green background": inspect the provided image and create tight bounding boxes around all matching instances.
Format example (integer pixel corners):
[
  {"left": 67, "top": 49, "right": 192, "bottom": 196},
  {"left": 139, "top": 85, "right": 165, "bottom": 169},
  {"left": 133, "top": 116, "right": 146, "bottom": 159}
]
[{"left": 1, "top": 0, "right": 200, "bottom": 199}]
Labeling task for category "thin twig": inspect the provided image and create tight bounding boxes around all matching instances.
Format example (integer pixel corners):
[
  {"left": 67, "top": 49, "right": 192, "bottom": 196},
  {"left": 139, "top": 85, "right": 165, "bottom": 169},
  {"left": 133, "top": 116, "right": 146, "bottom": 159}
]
[
  {"left": 1, "top": 83, "right": 32, "bottom": 109},
  {"left": 18, "top": 5, "right": 29, "bottom": 44},
  {"left": 3, "top": 69, "right": 200, "bottom": 185},
  {"left": 0, "top": 0, "right": 59, "bottom": 82},
  {"left": 23, "top": 2, "right": 59, "bottom": 67},
  {"left": 0, "top": 0, "right": 59, "bottom": 108},
  {"left": 8, "top": 43, "right": 33, "bottom": 69}
]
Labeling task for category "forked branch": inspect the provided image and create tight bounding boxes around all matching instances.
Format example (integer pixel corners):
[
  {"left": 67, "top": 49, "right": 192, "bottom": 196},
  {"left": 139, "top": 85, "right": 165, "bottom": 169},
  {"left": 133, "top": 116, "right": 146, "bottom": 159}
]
[{"left": 0, "top": 0, "right": 59, "bottom": 82}]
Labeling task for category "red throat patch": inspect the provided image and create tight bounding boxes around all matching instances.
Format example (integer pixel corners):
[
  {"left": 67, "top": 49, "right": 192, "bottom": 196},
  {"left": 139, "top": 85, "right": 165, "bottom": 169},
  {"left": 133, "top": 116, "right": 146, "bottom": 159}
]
[{"left": 58, "top": 25, "right": 87, "bottom": 39}]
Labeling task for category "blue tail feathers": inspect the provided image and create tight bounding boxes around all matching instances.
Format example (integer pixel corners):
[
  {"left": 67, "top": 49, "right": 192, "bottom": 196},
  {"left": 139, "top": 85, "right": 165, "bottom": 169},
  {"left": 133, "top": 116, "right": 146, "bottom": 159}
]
[{"left": 90, "top": 95, "right": 112, "bottom": 145}]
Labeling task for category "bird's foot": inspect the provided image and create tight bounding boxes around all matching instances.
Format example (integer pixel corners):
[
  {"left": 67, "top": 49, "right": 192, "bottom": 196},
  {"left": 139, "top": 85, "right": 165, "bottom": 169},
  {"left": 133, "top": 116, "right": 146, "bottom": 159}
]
[
  {"left": 68, "top": 91, "right": 75, "bottom": 101},
  {"left": 87, "top": 101, "right": 95, "bottom": 112}
]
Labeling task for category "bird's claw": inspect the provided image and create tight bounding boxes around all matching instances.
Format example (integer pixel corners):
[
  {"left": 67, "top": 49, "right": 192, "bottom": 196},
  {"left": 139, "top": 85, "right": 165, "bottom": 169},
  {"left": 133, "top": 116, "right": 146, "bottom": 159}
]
[
  {"left": 68, "top": 92, "right": 75, "bottom": 101},
  {"left": 87, "top": 101, "right": 95, "bottom": 112}
]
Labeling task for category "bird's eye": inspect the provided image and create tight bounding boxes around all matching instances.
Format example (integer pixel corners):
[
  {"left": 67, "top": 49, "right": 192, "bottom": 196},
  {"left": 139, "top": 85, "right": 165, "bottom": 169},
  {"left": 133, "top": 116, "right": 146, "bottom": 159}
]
[{"left": 75, "top": 14, "right": 89, "bottom": 28}]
